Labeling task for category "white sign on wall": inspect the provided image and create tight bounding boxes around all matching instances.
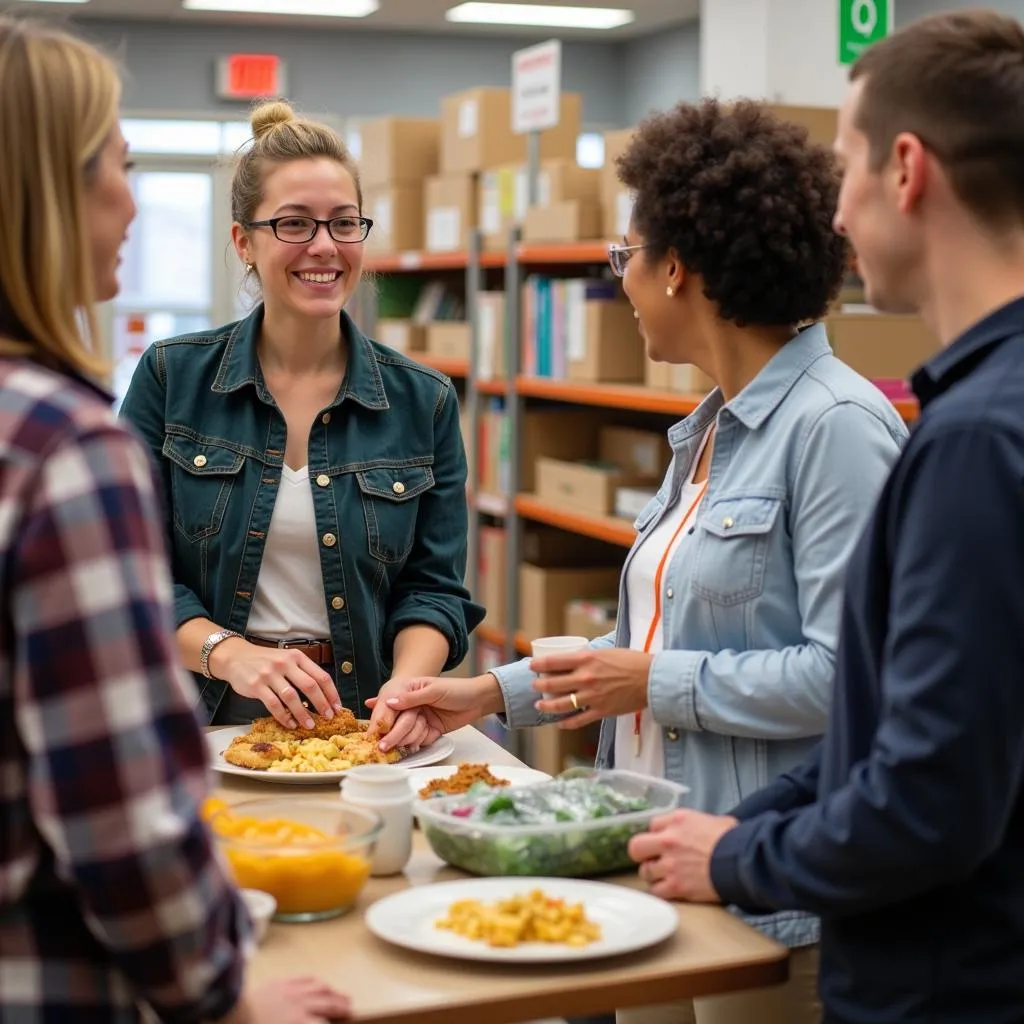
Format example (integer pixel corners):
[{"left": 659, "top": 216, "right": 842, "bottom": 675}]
[{"left": 511, "top": 39, "right": 562, "bottom": 134}]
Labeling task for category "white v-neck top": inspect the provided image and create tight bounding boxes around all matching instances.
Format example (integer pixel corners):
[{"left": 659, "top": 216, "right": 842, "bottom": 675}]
[
  {"left": 246, "top": 465, "right": 331, "bottom": 638},
  {"left": 615, "top": 431, "right": 710, "bottom": 777}
]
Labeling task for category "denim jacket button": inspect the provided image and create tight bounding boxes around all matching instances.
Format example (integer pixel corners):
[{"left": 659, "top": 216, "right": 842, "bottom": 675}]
[
  {"left": 331, "top": 596, "right": 345, "bottom": 610},
  {"left": 316, "top": 473, "right": 330, "bottom": 487},
  {"left": 392, "top": 480, "right": 405, "bottom": 495},
  {"left": 666, "top": 587, "right": 674, "bottom": 599},
  {"left": 322, "top": 532, "right": 337, "bottom": 547},
  {"left": 321, "top": 412, "right": 331, "bottom": 425},
  {"left": 666, "top": 728, "right": 680, "bottom": 741},
  {"left": 192, "top": 454, "right": 207, "bottom": 468},
  {"left": 723, "top": 516, "right": 735, "bottom": 529},
  {"left": 340, "top": 660, "right": 353, "bottom": 674}
]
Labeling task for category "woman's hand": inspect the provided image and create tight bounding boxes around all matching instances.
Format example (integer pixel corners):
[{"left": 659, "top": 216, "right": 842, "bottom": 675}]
[
  {"left": 226, "top": 977, "right": 350, "bottom": 1023},
  {"left": 208, "top": 638, "right": 343, "bottom": 730},
  {"left": 366, "top": 674, "right": 505, "bottom": 752},
  {"left": 530, "top": 648, "right": 653, "bottom": 729}
]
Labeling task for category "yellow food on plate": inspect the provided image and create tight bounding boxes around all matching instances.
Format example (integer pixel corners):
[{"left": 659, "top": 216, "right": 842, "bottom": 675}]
[
  {"left": 435, "top": 889, "right": 601, "bottom": 948},
  {"left": 209, "top": 805, "right": 371, "bottom": 915},
  {"left": 220, "top": 715, "right": 400, "bottom": 773}
]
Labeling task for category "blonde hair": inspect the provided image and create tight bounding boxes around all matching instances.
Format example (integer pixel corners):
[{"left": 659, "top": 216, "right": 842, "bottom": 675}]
[
  {"left": 232, "top": 99, "right": 363, "bottom": 229},
  {"left": 0, "top": 18, "right": 121, "bottom": 376}
]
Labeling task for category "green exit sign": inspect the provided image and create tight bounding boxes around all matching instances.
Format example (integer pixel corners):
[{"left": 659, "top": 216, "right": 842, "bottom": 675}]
[{"left": 839, "top": 0, "right": 893, "bottom": 65}]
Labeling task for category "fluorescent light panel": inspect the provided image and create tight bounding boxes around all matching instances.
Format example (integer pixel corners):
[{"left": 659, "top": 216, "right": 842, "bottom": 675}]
[
  {"left": 23, "top": 1, "right": 91, "bottom": 5},
  {"left": 446, "top": 3, "right": 634, "bottom": 29},
  {"left": 183, "top": 0, "right": 378, "bottom": 16}
]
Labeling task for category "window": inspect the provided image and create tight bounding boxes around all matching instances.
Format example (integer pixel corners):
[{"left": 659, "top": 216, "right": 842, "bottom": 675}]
[{"left": 121, "top": 118, "right": 252, "bottom": 156}]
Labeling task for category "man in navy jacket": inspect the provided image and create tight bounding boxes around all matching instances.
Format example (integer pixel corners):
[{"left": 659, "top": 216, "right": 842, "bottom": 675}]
[{"left": 628, "top": 10, "right": 1024, "bottom": 1023}]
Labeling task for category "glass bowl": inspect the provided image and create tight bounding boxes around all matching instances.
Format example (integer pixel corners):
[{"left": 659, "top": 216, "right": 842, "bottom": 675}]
[{"left": 210, "top": 798, "right": 382, "bottom": 922}]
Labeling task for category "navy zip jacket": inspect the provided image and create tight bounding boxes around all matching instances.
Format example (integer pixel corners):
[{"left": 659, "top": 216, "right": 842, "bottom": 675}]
[{"left": 710, "top": 296, "right": 1024, "bottom": 1024}]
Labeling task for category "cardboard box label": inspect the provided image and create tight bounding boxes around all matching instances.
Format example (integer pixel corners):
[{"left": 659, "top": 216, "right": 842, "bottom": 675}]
[
  {"left": 479, "top": 300, "right": 497, "bottom": 379},
  {"left": 372, "top": 195, "right": 393, "bottom": 238},
  {"left": 615, "top": 191, "right": 632, "bottom": 236},
  {"left": 427, "top": 207, "right": 461, "bottom": 251},
  {"left": 378, "top": 321, "right": 406, "bottom": 351},
  {"left": 458, "top": 98, "right": 478, "bottom": 139}
]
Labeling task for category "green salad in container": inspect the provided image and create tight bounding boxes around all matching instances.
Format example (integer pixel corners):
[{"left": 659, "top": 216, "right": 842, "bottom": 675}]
[{"left": 415, "top": 768, "right": 688, "bottom": 877}]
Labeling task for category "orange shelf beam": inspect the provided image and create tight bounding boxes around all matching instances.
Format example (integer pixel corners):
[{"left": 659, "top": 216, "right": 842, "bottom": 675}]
[
  {"left": 517, "top": 242, "right": 612, "bottom": 265},
  {"left": 515, "top": 494, "right": 636, "bottom": 548},
  {"left": 476, "top": 624, "right": 531, "bottom": 656},
  {"left": 365, "top": 250, "right": 507, "bottom": 273},
  {"left": 517, "top": 377, "right": 703, "bottom": 416},
  {"left": 408, "top": 353, "right": 469, "bottom": 377},
  {"left": 477, "top": 378, "right": 508, "bottom": 397}
]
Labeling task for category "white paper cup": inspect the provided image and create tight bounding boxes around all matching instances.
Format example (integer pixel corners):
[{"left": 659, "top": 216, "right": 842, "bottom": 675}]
[{"left": 531, "top": 635, "right": 589, "bottom": 702}]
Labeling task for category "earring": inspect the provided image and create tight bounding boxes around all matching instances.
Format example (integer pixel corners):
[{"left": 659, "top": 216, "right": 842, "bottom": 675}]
[
  {"left": 666, "top": 285, "right": 676, "bottom": 298},
  {"left": 244, "top": 262, "right": 254, "bottom": 275}
]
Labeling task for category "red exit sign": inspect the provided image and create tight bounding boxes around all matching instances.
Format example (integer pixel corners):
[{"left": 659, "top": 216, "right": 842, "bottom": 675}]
[{"left": 215, "top": 54, "right": 287, "bottom": 100}]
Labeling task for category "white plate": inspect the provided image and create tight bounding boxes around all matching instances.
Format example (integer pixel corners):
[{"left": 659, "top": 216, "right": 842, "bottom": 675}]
[
  {"left": 406, "top": 764, "right": 551, "bottom": 799},
  {"left": 364, "top": 877, "right": 678, "bottom": 963},
  {"left": 206, "top": 725, "right": 456, "bottom": 785}
]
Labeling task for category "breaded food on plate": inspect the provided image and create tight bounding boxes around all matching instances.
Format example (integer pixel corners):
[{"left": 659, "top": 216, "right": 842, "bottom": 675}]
[
  {"left": 223, "top": 739, "right": 287, "bottom": 770},
  {"left": 248, "top": 707, "right": 359, "bottom": 742}
]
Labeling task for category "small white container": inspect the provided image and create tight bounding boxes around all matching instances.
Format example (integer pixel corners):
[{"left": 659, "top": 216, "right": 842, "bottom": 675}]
[
  {"left": 531, "top": 635, "right": 590, "bottom": 701},
  {"left": 339, "top": 764, "right": 414, "bottom": 877},
  {"left": 240, "top": 888, "right": 276, "bottom": 944}
]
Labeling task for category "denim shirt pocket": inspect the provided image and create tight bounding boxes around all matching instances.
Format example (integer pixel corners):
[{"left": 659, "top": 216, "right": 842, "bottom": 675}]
[
  {"left": 691, "top": 495, "right": 783, "bottom": 605},
  {"left": 355, "top": 462, "right": 435, "bottom": 563},
  {"left": 633, "top": 494, "right": 664, "bottom": 534},
  {"left": 162, "top": 432, "right": 245, "bottom": 542}
]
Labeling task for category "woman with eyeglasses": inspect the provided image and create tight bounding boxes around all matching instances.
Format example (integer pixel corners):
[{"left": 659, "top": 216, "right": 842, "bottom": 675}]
[
  {"left": 121, "top": 100, "right": 482, "bottom": 731},
  {"left": 368, "top": 99, "right": 909, "bottom": 1024}
]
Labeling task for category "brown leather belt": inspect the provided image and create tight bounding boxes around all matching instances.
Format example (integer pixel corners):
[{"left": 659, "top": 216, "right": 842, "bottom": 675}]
[{"left": 245, "top": 634, "right": 334, "bottom": 666}]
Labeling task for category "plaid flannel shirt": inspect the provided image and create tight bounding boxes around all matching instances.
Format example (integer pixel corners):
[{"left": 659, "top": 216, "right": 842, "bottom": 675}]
[{"left": 0, "top": 358, "right": 251, "bottom": 1023}]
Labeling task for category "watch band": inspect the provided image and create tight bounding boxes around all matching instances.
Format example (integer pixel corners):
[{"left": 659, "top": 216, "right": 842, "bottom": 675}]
[{"left": 200, "top": 629, "right": 241, "bottom": 679}]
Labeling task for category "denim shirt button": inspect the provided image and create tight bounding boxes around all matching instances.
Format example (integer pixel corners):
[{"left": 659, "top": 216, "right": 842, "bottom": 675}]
[
  {"left": 666, "top": 587, "right": 674, "bottom": 599},
  {"left": 322, "top": 532, "right": 337, "bottom": 547},
  {"left": 316, "top": 473, "right": 330, "bottom": 487},
  {"left": 321, "top": 413, "right": 331, "bottom": 425},
  {"left": 340, "top": 660, "right": 353, "bottom": 674},
  {"left": 192, "top": 454, "right": 207, "bottom": 468},
  {"left": 666, "top": 728, "right": 680, "bottom": 741},
  {"left": 331, "top": 596, "right": 345, "bottom": 610},
  {"left": 722, "top": 516, "right": 735, "bottom": 529},
  {"left": 392, "top": 481, "right": 405, "bottom": 495}
]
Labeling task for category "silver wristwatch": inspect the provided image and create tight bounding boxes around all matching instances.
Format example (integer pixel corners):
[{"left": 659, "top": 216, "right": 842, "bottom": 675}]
[{"left": 200, "top": 629, "right": 241, "bottom": 679}]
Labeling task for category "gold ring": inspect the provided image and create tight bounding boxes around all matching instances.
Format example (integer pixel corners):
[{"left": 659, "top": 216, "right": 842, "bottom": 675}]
[{"left": 569, "top": 692, "right": 580, "bottom": 711}]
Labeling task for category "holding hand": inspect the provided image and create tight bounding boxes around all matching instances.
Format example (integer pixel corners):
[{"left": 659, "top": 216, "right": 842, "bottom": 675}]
[
  {"left": 231, "top": 977, "right": 350, "bottom": 1023},
  {"left": 208, "top": 638, "right": 343, "bottom": 731},
  {"left": 365, "top": 674, "right": 505, "bottom": 752},
  {"left": 628, "top": 809, "right": 738, "bottom": 903},
  {"left": 530, "top": 648, "right": 653, "bottom": 729}
]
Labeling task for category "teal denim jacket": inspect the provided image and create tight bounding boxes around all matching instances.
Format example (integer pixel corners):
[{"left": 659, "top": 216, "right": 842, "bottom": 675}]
[
  {"left": 492, "top": 324, "right": 908, "bottom": 948},
  {"left": 119, "top": 305, "right": 483, "bottom": 722}
]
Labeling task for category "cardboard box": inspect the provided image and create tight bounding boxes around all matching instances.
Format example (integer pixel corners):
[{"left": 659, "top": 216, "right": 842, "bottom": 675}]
[
  {"left": 535, "top": 456, "right": 657, "bottom": 516},
  {"left": 478, "top": 524, "right": 506, "bottom": 628},
  {"left": 764, "top": 104, "right": 837, "bottom": 148},
  {"left": 365, "top": 184, "right": 424, "bottom": 253},
  {"left": 602, "top": 189, "right": 634, "bottom": 240},
  {"left": 599, "top": 426, "right": 671, "bottom": 478},
  {"left": 518, "top": 562, "right": 620, "bottom": 641},
  {"left": 521, "top": 409, "right": 603, "bottom": 492},
  {"left": 565, "top": 598, "right": 618, "bottom": 641},
  {"left": 478, "top": 164, "right": 528, "bottom": 250},
  {"left": 441, "top": 87, "right": 581, "bottom": 174},
  {"left": 645, "top": 361, "right": 716, "bottom": 394},
  {"left": 567, "top": 301, "right": 645, "bottom": 384},
  {"left": 359, "top": 117, "right": 440, "bottom": 188},
  {"left": 522, "top": 199, "right": 602, "bottom": 243},
  {"left": 377, "top": 318, "right": 426, "bottom": 353},
  {"left": 425, "top": 321, "right": 471, "bottom": 360},
  {"left": 424, "top": 174, "right": 476, "bottom": 252},
  {"left": 538, "top": 159, "right": 600, "bottom": 206},
  {"left": 601, "top": 127, "right": 636, "bottom": 204},
  {"left": 826, "top": 313, "right": 938, "bottom": 381}
]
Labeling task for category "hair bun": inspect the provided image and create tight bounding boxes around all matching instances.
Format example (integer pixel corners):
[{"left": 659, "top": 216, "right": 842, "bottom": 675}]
[{"left": 250, "top": 100, "right": 296, "bottom": 140}]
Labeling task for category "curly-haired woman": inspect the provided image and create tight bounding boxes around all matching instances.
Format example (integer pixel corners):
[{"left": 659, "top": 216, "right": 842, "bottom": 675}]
[{"left": 368, "top": 99, "right": 908, "bottom": 1023}]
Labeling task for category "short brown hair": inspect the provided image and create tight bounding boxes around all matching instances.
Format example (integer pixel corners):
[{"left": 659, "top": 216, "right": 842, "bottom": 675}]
[
  {"left": 616, "top": 99, "right": 848, "bottom": 328},
  {"left": 851, "top": 10, "right": 1024, "bottom": 227}
]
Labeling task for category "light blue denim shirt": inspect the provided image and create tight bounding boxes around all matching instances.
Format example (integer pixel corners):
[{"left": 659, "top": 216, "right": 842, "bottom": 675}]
[{"left": 492, "top": 324, "right": 908, "bottom": 947}]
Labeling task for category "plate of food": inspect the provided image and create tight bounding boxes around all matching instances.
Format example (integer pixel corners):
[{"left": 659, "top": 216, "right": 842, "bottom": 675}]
[
  {"left": 364, "top": 876, "right": 678, "bottom": 963},
  {"left": 408, "top": 763, "right": 551, "bottom": 801},
  {"left": 206, "top": 711, "right": 455, "bottom": 784}
]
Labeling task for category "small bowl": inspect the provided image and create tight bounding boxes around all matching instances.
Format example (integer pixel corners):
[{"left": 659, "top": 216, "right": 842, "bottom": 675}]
[
  {"left": 240, "top": 888, "right": 277, "bottom": 943},
  {"left": 211, "top": 798, "right": 382, "bottom": 922}
]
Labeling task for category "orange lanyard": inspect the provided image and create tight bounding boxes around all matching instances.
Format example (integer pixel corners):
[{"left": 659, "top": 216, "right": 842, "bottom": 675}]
[{"left": 634, "top": 481, "right": 707, "bottom": 752}]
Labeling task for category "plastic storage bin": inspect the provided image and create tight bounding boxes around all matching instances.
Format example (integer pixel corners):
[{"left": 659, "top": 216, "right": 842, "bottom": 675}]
[{"left": 415, "top": 767, "right": 688, "bottom": 877}]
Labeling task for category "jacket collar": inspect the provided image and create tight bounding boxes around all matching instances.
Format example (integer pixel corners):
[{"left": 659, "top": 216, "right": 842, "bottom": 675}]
[
  {"left": 912, "top": 294, "right": 1024, "bottom": 408},
  {"left": 723, "top": 322, "right": 833, "bottom": 431},
  {"left": 211, "top": 304, "right": 389, "bottom": 411}
]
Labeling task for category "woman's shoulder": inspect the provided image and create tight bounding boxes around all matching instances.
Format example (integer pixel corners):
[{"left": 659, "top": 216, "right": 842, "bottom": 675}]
[{"left": 368, "top": 338, "right": 454, "bottom": 401}]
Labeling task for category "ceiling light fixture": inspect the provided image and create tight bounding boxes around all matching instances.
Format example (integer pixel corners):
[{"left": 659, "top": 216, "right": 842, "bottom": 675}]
[
  {"left": 445, "top": 3, "right": 634, "bottom": 30},
  {"left": 183, "top": 0, "right": 378, "bottom": 16},
  {"left": 22, "top": 1, "right": 91, "bottom": 5}
]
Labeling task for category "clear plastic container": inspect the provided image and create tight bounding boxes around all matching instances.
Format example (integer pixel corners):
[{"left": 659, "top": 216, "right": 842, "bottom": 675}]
[{"left": 414, "top": 767, "right": 689, "bottom": 878}]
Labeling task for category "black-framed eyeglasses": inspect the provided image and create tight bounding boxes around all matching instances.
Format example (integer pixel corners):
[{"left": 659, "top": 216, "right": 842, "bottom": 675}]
[
  {"left": 246, "top": 215, "right": 373, "bottom": 244},
  {"left": 608, "top": 242, "right": 648, "bottom": 277}
]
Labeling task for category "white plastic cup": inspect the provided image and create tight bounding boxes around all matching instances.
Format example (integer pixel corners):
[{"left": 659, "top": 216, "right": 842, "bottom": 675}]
[
  {"left": 531, "top": 635, "right": 590, "bottom": 702},
  {"left": 339, "top": 764, "right": 413, "bottom": 877}
]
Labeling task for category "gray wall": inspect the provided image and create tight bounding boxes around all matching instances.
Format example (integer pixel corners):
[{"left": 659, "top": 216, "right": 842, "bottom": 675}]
[
  {"left": 69, "top": 17, "right": 701, "bottom": 130},
  {"left": 895, "top": 0, "right": 1024, "bottom": 22},
  {"left": 623, "top": 22, "right": 700, "bottom": 125}
]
